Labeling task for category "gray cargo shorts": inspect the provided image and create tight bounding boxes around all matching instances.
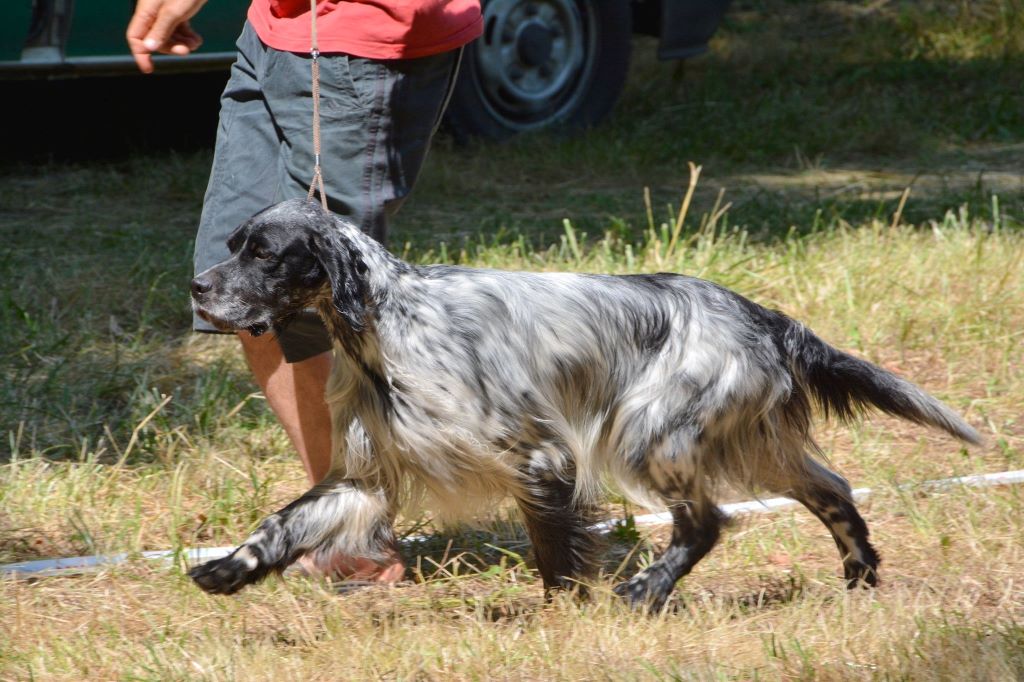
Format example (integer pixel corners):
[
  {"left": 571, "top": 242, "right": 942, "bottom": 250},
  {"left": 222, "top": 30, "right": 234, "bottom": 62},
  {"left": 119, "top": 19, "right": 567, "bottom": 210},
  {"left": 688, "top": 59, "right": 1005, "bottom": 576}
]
[{"left": 194, "top": 22, "right": 460, "bottom": 362}]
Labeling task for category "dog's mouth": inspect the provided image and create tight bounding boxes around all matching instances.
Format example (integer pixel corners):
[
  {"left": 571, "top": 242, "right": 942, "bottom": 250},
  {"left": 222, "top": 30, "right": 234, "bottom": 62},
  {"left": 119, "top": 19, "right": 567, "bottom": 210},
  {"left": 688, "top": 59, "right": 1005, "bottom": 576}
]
[
  {"left": 194, "top": 307, "right": 232, "bottom": 331},
  {"left": 194, "top": 307, "right": 270, "bottom": 337}
]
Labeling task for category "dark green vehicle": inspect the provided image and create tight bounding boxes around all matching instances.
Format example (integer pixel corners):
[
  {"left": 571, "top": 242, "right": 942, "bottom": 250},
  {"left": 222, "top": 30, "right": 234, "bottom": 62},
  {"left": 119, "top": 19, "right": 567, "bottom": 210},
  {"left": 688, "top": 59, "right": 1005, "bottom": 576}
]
[{"left": 2, "top": 0, "right": 730, "bottom": 140}]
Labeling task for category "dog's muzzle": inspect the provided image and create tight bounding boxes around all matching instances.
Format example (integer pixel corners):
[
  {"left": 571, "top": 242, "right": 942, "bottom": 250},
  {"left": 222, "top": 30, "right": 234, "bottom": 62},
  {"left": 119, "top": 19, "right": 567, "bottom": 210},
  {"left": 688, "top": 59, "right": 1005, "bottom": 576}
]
[{"left": 190, "top": 275, "right": 269, "bottom": 335}]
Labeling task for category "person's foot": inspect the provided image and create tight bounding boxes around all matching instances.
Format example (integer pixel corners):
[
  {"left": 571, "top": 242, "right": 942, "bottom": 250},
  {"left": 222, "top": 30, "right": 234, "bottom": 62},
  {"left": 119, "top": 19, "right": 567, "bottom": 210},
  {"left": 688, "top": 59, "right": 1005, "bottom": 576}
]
[{"left": 289, "top": 546, "right": 406, "bottom": 584}]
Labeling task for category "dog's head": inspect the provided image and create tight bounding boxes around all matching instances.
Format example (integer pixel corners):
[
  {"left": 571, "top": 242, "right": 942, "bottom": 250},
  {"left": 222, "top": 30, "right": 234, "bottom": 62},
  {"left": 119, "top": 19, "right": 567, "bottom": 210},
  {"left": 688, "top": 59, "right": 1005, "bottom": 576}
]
[{"left": 191, "top": 199, "right": 370, "bottom": 337}]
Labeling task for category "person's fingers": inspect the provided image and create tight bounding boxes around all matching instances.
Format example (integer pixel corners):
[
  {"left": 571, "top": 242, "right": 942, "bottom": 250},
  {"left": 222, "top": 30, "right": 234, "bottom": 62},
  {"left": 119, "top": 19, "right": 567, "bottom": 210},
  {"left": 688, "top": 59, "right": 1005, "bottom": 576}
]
[
  {"left": 144, "top": 1, "right": 203, "bottom": 53},
  {"left": 126, "top": 0, "right": 207, "bottom": 73},
  {"left": 166, "top": 22, "right": 204, "bottom": 54},
  {"left": 126, "top": 0, "right": 162, "bottom": 72},
  {"left": 177, "top": 22, "right": 204, "bottom": 49},
  {"left": 129, "top": 45, "right": 155, "bottom": 73}
]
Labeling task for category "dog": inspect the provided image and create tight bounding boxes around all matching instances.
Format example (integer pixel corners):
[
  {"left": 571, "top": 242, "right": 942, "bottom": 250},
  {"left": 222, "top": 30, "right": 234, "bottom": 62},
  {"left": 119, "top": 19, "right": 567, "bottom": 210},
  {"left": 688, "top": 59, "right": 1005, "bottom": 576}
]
[{"left": 188, "top": 199, "right": 979, "bottom": 610}]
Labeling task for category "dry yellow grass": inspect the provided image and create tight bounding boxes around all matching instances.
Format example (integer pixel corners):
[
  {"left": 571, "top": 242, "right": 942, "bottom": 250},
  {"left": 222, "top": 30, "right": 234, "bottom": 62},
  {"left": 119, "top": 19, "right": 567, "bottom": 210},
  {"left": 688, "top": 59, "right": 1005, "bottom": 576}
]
[
  {"left": 3, "top": 485, "right": 1021, "bottom": 680},
  {"left": 3, "top": 212, "right": 1022, "bottom": 680}
]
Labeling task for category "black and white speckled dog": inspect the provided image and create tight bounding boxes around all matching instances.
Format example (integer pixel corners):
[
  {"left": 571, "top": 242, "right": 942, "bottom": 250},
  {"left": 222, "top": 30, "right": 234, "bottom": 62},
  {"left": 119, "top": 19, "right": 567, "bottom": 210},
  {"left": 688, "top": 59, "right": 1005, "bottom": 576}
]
[{"left": 188, "top": 199, "right": 980, "bottom": 609}]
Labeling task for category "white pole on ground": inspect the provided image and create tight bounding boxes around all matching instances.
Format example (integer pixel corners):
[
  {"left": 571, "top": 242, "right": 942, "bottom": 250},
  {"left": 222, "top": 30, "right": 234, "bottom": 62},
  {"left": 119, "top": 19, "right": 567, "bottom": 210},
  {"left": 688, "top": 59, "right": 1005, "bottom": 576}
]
[{"left": 4, "top": 469, "right": 1023, "bottom": 578}]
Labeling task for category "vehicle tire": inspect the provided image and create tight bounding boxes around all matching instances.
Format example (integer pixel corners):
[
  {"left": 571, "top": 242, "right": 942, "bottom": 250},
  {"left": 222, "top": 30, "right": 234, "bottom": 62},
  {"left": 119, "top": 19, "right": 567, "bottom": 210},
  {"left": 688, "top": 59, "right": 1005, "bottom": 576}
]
[{"left": 445, "top": 0, "right": 632, "bottom": 143}]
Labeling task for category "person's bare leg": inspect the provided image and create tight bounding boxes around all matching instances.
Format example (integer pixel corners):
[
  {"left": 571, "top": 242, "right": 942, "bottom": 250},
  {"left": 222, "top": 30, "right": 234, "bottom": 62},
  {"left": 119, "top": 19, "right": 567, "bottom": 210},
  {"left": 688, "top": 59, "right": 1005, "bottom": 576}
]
[{"left": 238, "top": 331, "right": 405, "bottom": 582}]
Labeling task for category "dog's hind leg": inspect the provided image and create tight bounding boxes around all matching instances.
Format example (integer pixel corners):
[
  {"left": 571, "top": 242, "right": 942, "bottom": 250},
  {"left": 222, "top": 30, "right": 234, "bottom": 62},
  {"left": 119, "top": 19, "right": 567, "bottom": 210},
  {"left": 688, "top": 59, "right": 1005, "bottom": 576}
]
[
  {"left": 614, "top": 493, "right": 724, "bottom": 612},
  {"left": 772, "top": 456, "right": 880, "bottom": 588},
  {"left": 514, "top": 462, "right": 599, "bottom": 598},
  {"left": 189, "top": 476, "right": 394, "bottom": 595}
]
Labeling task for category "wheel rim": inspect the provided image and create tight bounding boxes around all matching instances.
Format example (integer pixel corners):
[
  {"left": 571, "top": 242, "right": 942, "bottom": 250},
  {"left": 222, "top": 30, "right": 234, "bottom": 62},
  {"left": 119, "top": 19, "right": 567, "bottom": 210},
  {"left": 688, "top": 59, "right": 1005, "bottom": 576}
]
[{"left": 474, "top": 0, "right": 597, "bottom": 131}]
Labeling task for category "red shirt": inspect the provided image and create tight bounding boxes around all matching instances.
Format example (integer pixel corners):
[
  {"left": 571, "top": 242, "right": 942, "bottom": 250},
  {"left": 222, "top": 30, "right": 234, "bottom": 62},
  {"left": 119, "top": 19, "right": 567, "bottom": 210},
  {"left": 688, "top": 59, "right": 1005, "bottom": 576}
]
[{"left": 248, "top": 0, "right": 483, "bottom": 59}]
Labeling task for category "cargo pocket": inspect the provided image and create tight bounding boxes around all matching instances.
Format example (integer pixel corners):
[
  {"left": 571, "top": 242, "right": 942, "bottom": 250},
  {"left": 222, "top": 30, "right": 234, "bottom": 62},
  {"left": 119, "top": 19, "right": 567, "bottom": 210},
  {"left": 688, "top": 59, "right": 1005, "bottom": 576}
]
[{"left": 321, "top": 54, "right": 389, "bottom": 119}]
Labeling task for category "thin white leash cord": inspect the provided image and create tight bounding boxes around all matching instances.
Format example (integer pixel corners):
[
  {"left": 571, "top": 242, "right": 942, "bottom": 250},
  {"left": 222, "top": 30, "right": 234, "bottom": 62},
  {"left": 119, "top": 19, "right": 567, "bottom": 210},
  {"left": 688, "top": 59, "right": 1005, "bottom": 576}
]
[{"left": 306, "top": 0, "right": 328, "bottom": 210}]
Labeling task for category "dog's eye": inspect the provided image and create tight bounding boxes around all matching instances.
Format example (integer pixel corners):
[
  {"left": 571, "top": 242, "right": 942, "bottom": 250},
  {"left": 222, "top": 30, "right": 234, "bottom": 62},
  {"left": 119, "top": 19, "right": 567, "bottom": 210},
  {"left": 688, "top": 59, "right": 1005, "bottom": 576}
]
[{"left": 251, "top": 245, "right": 272, "bottom": 260}]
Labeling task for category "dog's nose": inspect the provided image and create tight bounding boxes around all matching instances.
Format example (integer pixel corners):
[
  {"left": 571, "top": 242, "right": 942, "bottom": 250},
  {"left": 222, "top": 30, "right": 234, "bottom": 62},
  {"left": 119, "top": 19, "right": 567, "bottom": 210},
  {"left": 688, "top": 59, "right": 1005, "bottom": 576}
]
[{"left": 191, "top": 276, "right": 213, "bottom": 298}]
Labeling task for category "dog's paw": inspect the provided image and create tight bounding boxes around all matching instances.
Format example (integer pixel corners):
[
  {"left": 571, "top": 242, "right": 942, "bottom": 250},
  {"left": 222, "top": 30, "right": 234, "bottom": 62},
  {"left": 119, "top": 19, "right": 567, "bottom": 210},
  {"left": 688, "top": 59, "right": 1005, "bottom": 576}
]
[
  {"left": 843, "top": 561, "right": 879, "bottom": 589},
  {"left": 613, "top": 568, "right": 674, "bottom": 612},
  {"left": 189, "top": 546, "right": 270, "bottom": 595}
]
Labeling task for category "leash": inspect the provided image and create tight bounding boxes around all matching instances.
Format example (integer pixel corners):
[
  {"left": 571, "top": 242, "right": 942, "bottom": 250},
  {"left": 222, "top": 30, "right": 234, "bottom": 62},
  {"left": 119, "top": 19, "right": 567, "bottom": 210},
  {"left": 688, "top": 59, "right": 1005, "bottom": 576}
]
[{"left": 306, "top": 0, "right": 328, "bottom": 210}]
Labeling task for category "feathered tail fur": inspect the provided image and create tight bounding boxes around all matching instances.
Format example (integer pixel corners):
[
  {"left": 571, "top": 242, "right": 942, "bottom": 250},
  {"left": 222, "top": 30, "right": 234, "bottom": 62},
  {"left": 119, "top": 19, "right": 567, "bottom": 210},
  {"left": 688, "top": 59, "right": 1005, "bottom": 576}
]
[{"left": 777, "top": 316, "right": 981, "bottom": 445}]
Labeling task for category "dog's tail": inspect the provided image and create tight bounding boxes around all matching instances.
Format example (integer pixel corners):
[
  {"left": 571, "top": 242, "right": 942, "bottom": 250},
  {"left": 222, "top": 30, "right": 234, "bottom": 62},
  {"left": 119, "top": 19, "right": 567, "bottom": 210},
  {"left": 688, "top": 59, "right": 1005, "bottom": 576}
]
[{"left": 776, "top": 315, "right": 981, "bottom": 445}]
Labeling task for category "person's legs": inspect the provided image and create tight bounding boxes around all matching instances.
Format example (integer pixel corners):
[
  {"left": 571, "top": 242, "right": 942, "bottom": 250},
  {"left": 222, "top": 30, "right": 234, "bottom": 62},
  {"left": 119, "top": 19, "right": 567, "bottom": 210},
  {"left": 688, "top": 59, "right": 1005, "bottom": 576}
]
[
  {"left": 238, "top": 332, "right": 333, "bottom": 485},
  {"left": 255, "top": 47, "right": 460, "bottom": 465},
  {"left": 194, "top": 25, "right": 410, "bottom": 581},
  {"left": 262, "top": 49, "right": 458, "bottom": 577},
  {"left": 195, "top": 26, "right": 340, "bottom": 482},
  {"left": 206, "top": 39, "right": 461, "bottom": 582}
]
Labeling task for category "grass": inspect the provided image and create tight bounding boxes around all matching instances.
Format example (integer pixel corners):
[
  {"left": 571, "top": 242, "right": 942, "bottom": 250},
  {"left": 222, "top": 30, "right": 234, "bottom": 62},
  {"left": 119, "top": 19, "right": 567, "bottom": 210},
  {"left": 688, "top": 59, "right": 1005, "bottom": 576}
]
[{"left": 2, "top": 0, "right": 1024, "bottom": 678}]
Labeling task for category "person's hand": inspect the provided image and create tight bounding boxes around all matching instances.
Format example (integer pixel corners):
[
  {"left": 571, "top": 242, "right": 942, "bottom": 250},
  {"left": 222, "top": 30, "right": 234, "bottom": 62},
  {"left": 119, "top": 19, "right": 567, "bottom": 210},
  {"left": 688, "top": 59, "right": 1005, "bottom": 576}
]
[{"left": 126, "top": 0, "right": 208, "bottom": 73}]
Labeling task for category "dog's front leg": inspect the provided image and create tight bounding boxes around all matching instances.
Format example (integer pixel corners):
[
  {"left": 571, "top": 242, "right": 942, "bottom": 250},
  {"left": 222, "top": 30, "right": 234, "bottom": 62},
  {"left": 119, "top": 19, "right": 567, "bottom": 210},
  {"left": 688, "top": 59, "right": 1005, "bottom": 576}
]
[{"left": 189, "top": 476, "right": 394, "bottom": 595}]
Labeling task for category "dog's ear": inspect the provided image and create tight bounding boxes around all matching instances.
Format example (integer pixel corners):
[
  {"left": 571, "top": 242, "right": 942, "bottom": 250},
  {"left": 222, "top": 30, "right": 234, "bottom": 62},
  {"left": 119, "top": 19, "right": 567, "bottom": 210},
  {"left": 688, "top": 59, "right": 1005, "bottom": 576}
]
[
  {"left": 310, "top": 227, "right": 369, "bottom": 333},
  {"left": 226, "top": 218, "right": 252, "bottom": 254}
]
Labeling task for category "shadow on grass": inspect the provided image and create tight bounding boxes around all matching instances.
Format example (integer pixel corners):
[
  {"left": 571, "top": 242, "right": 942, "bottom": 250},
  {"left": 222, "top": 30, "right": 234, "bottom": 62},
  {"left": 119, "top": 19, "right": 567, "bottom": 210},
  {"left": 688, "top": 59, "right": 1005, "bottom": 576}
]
[
  {"left": 401, "top": 519, "right": 651, "bottom": 583},
  {"left": 340, "top": 526, "right": 814, "bottom": 623}
]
